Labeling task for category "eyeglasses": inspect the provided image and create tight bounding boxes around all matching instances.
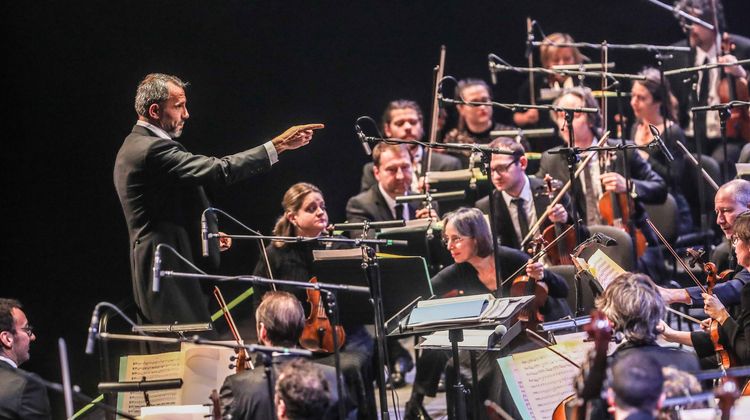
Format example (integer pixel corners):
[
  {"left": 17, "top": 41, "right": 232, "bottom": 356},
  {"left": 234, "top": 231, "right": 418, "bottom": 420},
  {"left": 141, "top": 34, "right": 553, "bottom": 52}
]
[
  {"left": 442, "top": 235, "right": 467, "bottom": 246},
  {"left": 732, "top": 235, "right": 743, "bottom": 248},
  {"left": 491, "top": 159, "right": 519, "bottom": 175},
  {"left": 16, "top": 325, "right": 34, "bottom": 337}
]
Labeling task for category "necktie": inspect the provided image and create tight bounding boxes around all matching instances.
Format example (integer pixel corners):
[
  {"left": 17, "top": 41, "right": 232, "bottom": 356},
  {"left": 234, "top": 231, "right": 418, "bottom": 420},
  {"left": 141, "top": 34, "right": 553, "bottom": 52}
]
[
  {"left": 583, "top": 164, "right": 600, "bottom": 226},
  {"left": 394, "top": 203, "right": 405, "bottom": 220},
  {"left": 512, "top": 198, "right": 530, "bottom": 242}
]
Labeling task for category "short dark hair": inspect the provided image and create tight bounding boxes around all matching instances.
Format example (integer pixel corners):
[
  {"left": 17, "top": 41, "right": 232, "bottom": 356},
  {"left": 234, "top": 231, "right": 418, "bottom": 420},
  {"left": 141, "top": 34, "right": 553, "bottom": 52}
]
[
  {"left": 677, "top": 0, "right": 725, "bottom": 33},
  {"left": 634, "top": 67, "right": 678, "bottom": 121},
  {"left": 441, "top": 207, "right": 493, "bottom": 258},
  {"left": 551, "top": 87, "right": 602, "bottom": 130},
  {"left": 0, "top": 298, "right": 22, "bottom": 334},
  {"left": 276, "top": 358, "right": 331, "bottom": 420},
  {"left": 134, "top": 73, "right": 188, "bottom": 117},
  {"left": 455, "top": 78, "right": 492, "bottom": 100},
  {"left": 611, "top": 352, "right": 664, "bottom": 412},
  {"left": 381, "top": 99, "right": 423, "bottom": 130},
  {"left": 488, "top": 136, "right": 526, "bottom": 156},
  {"left": 256, "top": 291, "right": 304, "bottom": 347}
]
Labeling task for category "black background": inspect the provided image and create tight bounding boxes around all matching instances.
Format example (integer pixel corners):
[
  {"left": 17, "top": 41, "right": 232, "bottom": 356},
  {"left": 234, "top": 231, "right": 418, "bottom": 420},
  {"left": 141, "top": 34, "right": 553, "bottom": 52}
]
[{"left": 6, "top": 1, "right": 749, "bottom": 418}]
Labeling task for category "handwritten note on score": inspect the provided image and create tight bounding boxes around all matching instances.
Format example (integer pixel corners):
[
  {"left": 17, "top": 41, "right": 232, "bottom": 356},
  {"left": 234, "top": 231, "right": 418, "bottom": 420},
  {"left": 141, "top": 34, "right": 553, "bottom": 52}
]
[{"left": 498, "top": 332, "right": 595, "bottom": 420}]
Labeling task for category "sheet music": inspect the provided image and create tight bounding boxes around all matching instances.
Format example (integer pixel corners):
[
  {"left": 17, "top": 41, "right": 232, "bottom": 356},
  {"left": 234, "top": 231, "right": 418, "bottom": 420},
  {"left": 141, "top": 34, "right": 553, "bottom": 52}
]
[
  {"left": 587, "top": 249, "right": 625, "bottom": 290},
  {"left": 117, "top": 351, "right": 183, "bottom": 417},
  {"left": 498, "top": 332, "right": 595, "bottom": 420}
]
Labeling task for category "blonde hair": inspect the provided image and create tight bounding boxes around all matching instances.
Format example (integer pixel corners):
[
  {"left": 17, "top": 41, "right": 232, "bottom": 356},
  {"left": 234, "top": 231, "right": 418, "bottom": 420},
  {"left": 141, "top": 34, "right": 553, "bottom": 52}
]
[
  {"left": 596, "top": 272, "right": 664, "bottom": 344},
  {"left": 272, "top": 182, "right": 323, "bottom": 248},
  {"left": 540, "top": 33, "right": 585, "bottom": 69}
]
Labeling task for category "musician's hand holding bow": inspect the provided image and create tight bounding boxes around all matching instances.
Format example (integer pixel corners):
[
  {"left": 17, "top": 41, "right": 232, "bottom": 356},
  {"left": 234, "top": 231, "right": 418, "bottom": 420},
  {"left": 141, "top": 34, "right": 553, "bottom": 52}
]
[
  {"left": 415, "top": 207, "right": 439, "bottom": 220},
  {"left": 600, "top": 172, "right": 627, "bottom": 194},
  {"left": 547, "top": 203, "right": 568, "bottom": 224},
  {"left": 658, "top": 319, "right": 693, "bottom": 347},
  {"left": 701, "top": 293, "right": 731, "bottom": 325},
  {"left": 718, "top": 53, "right": 748, "bottom": 79}
]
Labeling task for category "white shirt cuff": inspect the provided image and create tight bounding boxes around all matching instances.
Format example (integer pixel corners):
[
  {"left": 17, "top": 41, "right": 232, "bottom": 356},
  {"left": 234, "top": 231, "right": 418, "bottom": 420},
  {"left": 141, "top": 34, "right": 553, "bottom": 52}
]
[{"left": 264, "top": 141, "right": 278, "bottom": 165}]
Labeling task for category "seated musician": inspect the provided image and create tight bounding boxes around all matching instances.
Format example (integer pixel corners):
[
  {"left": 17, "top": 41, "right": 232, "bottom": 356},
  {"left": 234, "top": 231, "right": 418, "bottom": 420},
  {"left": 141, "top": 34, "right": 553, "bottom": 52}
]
[
  {"left": 441, "top": 78, "right": 522, "bottom": 168},
  {"left": 659, "top": 180, "right": 750, "bottom": 306},
  {"left": 275, "top": 359, "right": 332, "bottom": 420},
  {"left": 475, "top": 136, "right": 575, "bottom": 251},
  {"left": 513, "top": 32, "right": 587, "bottom": 153},
  {"left": 661, "top": 211, "right": 750, "bottom": 367},
  {"left": 629, "top": 67, "right": 693, "bottom": 236},
  {"left": 360, "top": 100, "right": 461, "bottom": 192},
  {"left": 404, "top": 207, "right": 571, "bottom": 420},
  {"left": 536, "top": 87, "right": 669, "bottom": 281},
  {"left": 665, "top": 0, "right": 750, "bottom": 174},
  {"left": 607, "top": 352, "right": 665, "bottom": 420},
  {"left": 219, "top": 291, "right": 345, "bottom": 419},
  {"left": 252, "top": 182, "right": 376, "bottom": 419}
]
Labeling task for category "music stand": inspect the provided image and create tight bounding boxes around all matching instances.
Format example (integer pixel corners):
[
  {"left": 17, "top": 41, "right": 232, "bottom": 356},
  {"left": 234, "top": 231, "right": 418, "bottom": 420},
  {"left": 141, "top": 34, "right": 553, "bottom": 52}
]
[
  {"left": 425, "top": 169, "right": 492, "bottom": 214},
  {"left": 377, "top": 219, "right": 453, "bottom": 276}
]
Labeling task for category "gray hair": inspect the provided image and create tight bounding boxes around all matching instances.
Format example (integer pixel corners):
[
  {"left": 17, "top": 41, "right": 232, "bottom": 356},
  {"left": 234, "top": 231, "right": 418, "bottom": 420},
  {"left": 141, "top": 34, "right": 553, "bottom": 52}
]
[
  {"left": 596, "top": 272, "right": 664, "bottom": 344},
  {"left": 134, "top": 73, "right": 188, "bottom": 117},
  {"left": 720, "top": 179, "right": 750, "bottom": 208},
  {"left": 442, "top": 207, "right": 494, "bottom": 258}
]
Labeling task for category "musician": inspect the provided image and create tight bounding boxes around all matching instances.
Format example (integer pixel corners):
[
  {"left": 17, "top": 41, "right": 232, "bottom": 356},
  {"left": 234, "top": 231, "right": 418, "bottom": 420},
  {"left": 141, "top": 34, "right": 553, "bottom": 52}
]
[
  {"left": 114, "top": 73, "right": 320, "bottom": 325},
  {"left": 275, "top": 359, "right": 331, "bottom": 420},
  {"left": 629, "top": 67, "right": 693, "bottom": 236},
  {"left": 659, "top": 180, "right": 750, "bottom": 306},
  {"left": 347, "top": 143, "right": 438, "bottom": 224},
  {"left": 661, "top": 211, "right": 750, "bottom": 366},
  {"left": 536, "top": 87, "right": 668, "bottom": 280},
  {"left": 442, "top": 78, "right": 519, "bottom": 168},
  {"left": 597, "top": 273, "right": 699, "bottom": 372},
  {"left": 0, "top": 298, "right": 51, "bottom": 420},
  {"left": 253, "top": 182, "right": 375, "bottom": 419},
  {"left": 475, "top": 136, "right": 573, "bottom": 251},
  {"left": 513, "top": 32, "right": 586, "bottom": 153},
  {"left": 607, "top": 353, "right": 665, "bottom": 420},
  {"left": 666, "top": 0, "right": 750, "bottom": 172},
  {"left": 360, "top": 100, "right": 461, "bottom": 192},
  {"left": 219, "top": 291, "right": 344, "bottom": 419},
  {"left": 404, "top": 207, "right": 571, "bottom": 419}
]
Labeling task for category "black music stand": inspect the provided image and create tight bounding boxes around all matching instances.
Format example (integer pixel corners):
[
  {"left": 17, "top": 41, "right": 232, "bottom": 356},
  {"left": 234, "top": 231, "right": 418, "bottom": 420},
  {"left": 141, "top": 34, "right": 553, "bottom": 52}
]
[
  {"left": 388, "top": 294, "right": 534, "bottom": 420},
  {"left": 377, "top": 219, "right": 453, "bottom": 276},
  {"left": 425, "top": 169, "right": 493, "bottom": 214}
]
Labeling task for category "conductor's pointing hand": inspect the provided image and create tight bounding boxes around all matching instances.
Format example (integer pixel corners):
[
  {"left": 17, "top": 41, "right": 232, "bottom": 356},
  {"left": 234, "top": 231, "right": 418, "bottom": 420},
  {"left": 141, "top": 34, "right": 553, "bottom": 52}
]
[{"left": 273, "top": 123, "right": 325, "bottom": 153}]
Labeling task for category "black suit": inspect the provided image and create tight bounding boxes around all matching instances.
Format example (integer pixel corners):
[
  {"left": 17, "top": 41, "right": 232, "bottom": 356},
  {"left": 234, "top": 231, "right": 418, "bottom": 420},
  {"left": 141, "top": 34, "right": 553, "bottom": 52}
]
[
  {"left": 219, "top": 355, "right": 346, "bottom": 420},
  {"left": 345, "top": 185, "right": 418, "bottom": 224},
  {"left": 359, "top": 149, "right": 462, "bottom": 192},
  {"left": 114, "top": 124, "right": 272, "bottom": 324},
  {"left": 475, "top": 176, "right": 574, "bottom": 250},
  {"left": 0, "top": 360, "right": 51, "bottom": 420},
  {"left": 536, "top": 138, "right": 667, "bottom": 225}
]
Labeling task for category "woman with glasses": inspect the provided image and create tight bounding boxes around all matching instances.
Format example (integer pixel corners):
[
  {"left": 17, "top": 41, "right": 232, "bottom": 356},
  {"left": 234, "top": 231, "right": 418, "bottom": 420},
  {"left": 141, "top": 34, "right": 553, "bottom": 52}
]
[
  {"left": 404, "top": 207, "right": 571, "bottom": 419},
  {"left": 661, "top": 211, "right": 750, "bottom": 366}
]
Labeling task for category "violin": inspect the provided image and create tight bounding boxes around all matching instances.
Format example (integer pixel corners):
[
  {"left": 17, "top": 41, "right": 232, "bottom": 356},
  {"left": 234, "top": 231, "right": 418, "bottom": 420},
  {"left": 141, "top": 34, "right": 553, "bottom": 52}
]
[
  {"left": 213, "top": 286, "right": 252, "bottom": 373},
  {"left": 552, "top": 310, "right": 613, "bottom": 420},
  {"left": 703, "top": 261, "right": 736, "bottom": 371},
  {"left": 540, "top": 174, "right": 576, "bottom": 266},
  {"left": 597, "top": 150, "right": 647, "bottom": 257},
  {"left": 300, "top": 277, "right": 346, "bottom": 354},
  {"left": 510, "top": 237, "right": 549, "bottom": 332},
  {"left": 717, "top": 32, "right": 750, "bottom": 142}
]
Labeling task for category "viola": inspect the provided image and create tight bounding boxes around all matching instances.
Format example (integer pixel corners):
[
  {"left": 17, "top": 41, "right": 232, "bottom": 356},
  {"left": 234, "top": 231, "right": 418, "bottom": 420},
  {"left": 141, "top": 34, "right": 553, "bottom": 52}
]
[
  {"left": 704, "top": 261, "right": 736, "bottom": 371},
  {"left": 213, "top": 286, "right": 251, "bottom": 373},
  {"left": 540, "top": 175, "right": 576, "bottom": 266},
  {"left": 597, "top": 150, "right": 647, "bottom": 257},
  {"left": 300, "top": 277, "right": 346, "bottom": 354},
  {"left": 509, "top": 238, "right": 549, "bottom": 332}
]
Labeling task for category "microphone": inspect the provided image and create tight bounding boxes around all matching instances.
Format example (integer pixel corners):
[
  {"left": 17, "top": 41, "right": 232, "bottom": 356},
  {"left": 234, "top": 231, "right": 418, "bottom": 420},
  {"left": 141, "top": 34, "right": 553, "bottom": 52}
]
[
  {"left": 591, "top": 232, "right": 618, "bottom": 247},
  {"left": 489, "top": 55, "right": 498, "bottom": 86},
  {"left": 524, "top": 18, "right": 535, "bottom": 60},
  {"left": 84, "top": 305, "right": 100, "bottom": 355},
  {"left": 648, "top": 124, "right": 675, "bottom": 162},
  {"left": 201, "top": 211, "right": 209, "bottom": 257},
  {"left": 152, "top": 246, "right": 162, "bottom": 293},
  {"left": 98, "top": 378, "right": 183, "bottom": 393},
  {"left": 488, "top": 324, "right": 508, "bottom": 349},
  {"left": 355, "top": 124, "right": 372, "bottom": 156}
]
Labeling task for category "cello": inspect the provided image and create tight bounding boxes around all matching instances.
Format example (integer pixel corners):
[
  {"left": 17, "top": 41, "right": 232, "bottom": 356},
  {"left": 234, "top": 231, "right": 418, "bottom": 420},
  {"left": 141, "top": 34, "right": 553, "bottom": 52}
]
[{"left": 299, "top": 277, "right": 346, "bottom": 353}]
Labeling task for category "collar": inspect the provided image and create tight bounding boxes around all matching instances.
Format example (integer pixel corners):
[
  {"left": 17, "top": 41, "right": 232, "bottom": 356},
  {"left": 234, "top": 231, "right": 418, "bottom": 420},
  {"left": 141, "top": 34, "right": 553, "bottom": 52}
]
[
  {"left": 695, "top": 43, "right": 717, "bottom": 65},
  {"left": 136, "top": 120, "right": 172, "bottom": 140},
  {"left": 378, "top": 183, "right": 399, "bottom": 214},
  {"left": 501, "top": 175, "right": 532, "bottom": 206},
  {"left": 0, "top": 355, "right": 18, "bottom": 368}
]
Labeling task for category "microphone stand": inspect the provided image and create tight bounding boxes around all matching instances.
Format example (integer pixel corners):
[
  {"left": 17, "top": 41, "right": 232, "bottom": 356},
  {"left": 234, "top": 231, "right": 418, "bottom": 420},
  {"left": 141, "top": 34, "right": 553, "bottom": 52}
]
[
  {"left": 692, "top": 100, "right": 750, "bottom": 180},
  {"left": 153, "top": 243, "right": 378, "bottom": 420}
]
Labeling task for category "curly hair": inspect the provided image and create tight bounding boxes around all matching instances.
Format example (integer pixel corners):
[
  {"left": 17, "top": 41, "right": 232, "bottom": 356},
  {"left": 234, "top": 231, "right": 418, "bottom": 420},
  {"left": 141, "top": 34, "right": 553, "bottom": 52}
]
[
  {"left": 596, "top": 272, "right": 664, "bottom": 344},
  {"left": 275, "top": 358, "right": 331, "bottom": 420}
]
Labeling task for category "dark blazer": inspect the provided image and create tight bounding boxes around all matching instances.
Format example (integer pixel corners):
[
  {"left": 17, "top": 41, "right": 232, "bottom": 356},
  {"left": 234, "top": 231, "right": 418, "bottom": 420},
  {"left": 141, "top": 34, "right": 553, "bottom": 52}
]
[
  {"left": 663, "top": 34, "right": 750, "bottom": 132},
  {"left": 219, "top": 355, "right": 346, "bottom": 420},
  {"left": 345, "top": 185, "right": 417, "bottom": 224},
  {"left": 114, "top": 124, "right": 272, "bottom": 324},
  {"left": 359, "top": 149, "right": 462, "bottom": 192},
  {"left": 475, "top": 176, "right": 574, "bottom": 250},
  {"left": 0, "top": 360, "right": 51, "bottom": 420},
  {"left": 535, "top": 138, "right": 667, "bottom": 225}
]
